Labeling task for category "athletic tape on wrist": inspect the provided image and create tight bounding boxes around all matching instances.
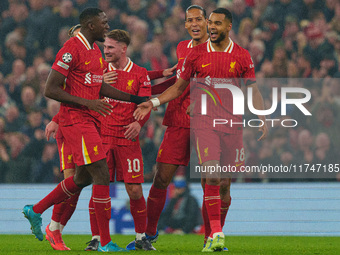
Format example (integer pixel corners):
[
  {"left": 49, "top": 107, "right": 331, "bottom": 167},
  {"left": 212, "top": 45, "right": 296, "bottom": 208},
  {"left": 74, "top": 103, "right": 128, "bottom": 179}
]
[{"left": 150, "top": 98, "right": 160, "bottom": 107}]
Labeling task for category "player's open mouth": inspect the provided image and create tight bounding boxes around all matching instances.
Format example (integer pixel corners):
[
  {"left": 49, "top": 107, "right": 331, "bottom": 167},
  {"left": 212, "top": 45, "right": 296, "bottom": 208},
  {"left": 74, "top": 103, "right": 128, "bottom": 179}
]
[
  {"left": 192, "top": 29, "right": 200, "bottom": 36},
  {"left": 210, "top": 31, "right": 218, "bottom": 39}
]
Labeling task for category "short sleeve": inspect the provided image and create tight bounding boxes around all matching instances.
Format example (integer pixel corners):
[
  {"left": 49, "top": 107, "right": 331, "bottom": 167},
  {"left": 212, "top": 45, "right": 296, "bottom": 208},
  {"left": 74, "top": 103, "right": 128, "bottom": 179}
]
[
  {"left": 241, "top": 50, "right": 256, "bottom": 86},
  {"left": 179, "top": 50, "right": 198, "bottom": 81},
  {"left": 138, "top": 69, "right": 151, "bottom": 97},
  {"left": 51, "top": 40, "right": 78, "bottom": 77}
]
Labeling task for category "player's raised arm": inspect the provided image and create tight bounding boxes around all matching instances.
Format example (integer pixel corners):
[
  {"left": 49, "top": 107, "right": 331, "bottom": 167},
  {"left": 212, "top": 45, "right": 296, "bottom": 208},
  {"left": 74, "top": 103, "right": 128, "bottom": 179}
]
[
  {"left": 133, "top": 77, "right": 190, "bottom": 121},
  {"left": 248, "top": 82, "right": 268, "bottom": 141},
  {"left": 44, "top": 70, "right": 113, "bottom": 116}
]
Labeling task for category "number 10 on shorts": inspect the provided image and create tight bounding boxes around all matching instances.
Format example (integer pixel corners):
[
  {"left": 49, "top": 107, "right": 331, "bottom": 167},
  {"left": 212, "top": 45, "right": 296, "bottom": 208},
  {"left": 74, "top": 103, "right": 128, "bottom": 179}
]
[{"left": 127, "top": 158, "right": 141, "bottom": 172}]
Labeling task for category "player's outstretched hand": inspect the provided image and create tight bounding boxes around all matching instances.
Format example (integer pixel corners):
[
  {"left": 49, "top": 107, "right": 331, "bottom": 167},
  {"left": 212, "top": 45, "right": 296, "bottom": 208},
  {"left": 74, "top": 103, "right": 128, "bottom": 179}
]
[
  {"left": 86, "top": 99, "right": 113, "bottom": 117},
  {"left": 103, "top": 69, "right": 118, "bottom": 84},
  {"left": 124, "top": 121, "right": 141, "bottom": 140},
  {"left": 162, "top": 63, "right": 178, "bottom": 77},
  {"left": 133, "top": 101, "right": 153, "bottom": 121},
  {"left": 258, "top": 122, "right": 268, "bottom": 141},
  {"left": 45, "top": 121, "right": 59, "bottom": 141}
]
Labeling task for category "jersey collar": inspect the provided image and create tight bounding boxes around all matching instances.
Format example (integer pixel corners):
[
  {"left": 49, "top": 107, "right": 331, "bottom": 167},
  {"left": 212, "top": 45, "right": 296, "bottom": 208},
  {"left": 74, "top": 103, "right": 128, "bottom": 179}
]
[
  {"left": 207, "top": 38, "right": 234, "bottom": 53},
  {"left": 76, "top": 32, "right": 93, "bottom": 50},
  {"left": 108, "top": 58, "right": 133, "bottom": 72},
  {"left": 187, "top": 38, "right": 209, "bottom": 48}
]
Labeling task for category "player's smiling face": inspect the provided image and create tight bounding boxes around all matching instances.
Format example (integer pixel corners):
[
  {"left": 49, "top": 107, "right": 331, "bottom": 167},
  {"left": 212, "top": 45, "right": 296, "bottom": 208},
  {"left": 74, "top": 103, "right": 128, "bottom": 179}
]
[
  {"left": 104, "top": 37, "right": 126, "bottom": 63},
  {"left": 92, "top": 12, "right": 110, "bottom": 42},
  {"left": 185, "top": 8, "right": 207, "bottom": 41},
  {"left": 208, "top": 13, "right": 232, "bottom": 43}
]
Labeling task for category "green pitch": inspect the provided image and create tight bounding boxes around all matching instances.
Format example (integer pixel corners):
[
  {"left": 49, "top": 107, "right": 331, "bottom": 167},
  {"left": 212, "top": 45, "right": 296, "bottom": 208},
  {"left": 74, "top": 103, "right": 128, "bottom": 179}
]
[{"left": 1, "top": 235, "right": 340, "bottom": 254}]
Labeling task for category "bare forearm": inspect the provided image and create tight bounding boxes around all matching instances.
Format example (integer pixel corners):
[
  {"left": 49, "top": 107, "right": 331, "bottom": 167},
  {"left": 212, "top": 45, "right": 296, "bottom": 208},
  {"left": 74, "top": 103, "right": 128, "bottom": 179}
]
[
  {"left": 157, "top": 78, "right": 189, "bottom": 105},
  {"left": 45, "top": 83, "right": 88, "bottom": 107}
]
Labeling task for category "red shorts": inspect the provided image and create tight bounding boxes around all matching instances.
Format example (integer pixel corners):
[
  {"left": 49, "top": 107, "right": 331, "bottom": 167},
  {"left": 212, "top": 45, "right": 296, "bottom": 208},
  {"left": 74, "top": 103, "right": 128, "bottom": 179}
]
[
  {"left": 193, "top": 129, "right": 244, "bottom": 170},
  {"left": 56, "top": 128, "right": 75, "bottom": 171},
  {"left": 59, "top": 122, "right": 106, "bottom": 166},
  {"left": 156, "top": 126, "right": 191, "bottom": 166},
  {"left": 102, "top": 137, "right": 144, "bottom": 183}
]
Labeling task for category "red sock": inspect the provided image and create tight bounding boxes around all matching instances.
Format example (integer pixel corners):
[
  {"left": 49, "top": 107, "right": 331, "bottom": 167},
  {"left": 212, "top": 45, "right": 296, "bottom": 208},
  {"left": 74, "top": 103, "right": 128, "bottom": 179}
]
[
  {"left": 60, "top": 191, "right": 80, "bottom": 226},
  {"left": 33, "top": 176, "right": 82, "bottom": 214},
  {"left": 146, "top": 185, "right": 167, "bottom": 236},
  {"left": 220, "top": 197, "right": 231, "bottom": 229},
  {"left": 130, "top": 196, "right": 147, "bottom": 234},
  {"left": 92, "top": 185, "right": 111, "bottom": 246},
  {"left": 202, "top": 192, "right": 211, "bottom": 240},
  {"left": 204, "top": 184, "right": 222, "bottom": 236},
  {"left": 51, "top": 202, "right": 66, "bottom": 223},
  {"left": 89, "top": 195, "right": 99, "bottom": 236}
]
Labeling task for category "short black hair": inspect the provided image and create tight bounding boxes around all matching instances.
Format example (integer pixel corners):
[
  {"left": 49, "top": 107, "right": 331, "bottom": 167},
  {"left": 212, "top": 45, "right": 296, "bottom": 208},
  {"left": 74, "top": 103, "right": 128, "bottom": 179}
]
[
  {"left": 79, "top": 8, "right": 103, "bottom": 25},
  {"left": 185, "top": 5, "right": 206, "bottom": 20},
  {"left": 212, "top": 8, "right": 232, "bottom": 23}
]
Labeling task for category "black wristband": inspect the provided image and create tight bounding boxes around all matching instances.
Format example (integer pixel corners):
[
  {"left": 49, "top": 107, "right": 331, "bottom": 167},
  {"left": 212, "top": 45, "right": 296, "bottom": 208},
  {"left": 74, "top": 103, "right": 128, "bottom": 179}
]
[{"left": 130, "top": 95, "right": 148, "bottom": 104}]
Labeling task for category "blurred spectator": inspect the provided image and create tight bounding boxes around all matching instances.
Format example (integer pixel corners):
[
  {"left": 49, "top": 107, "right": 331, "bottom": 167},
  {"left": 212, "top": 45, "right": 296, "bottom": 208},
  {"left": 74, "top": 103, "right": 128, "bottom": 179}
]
[
  {"left": 158, "top": 176, "right": 202, "bottom": 234},
  {"left": 48, "top": 0, "right": 78, "bottom": 51},
  {"left": 0, "top": 84, "right": 16, "bottom": 117},
  {"left": 303, "top": 23, "right": 334, "bottom": 69},
  {"left": 18, "top": 86, "right": 38, "bottom": 115},
  {"left": 230, "top": 0, "right": 252, "bottom": 34},
  {"left": 25, "top": 0, "right": 52, "bottom": 64},
  {"left": 4, "top": 105, "right": 25, "bottom": 132},
  {"left": 30, "top": 142, "right": 60, "bottom": 183},
  {"left": 20, "top": 109, "right": 44, "bottom": 138}
]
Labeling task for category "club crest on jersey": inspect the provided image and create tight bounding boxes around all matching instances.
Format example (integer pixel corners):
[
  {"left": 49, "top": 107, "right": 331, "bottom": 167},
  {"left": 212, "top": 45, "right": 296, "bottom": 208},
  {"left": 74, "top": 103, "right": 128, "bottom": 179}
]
[
  {"left": 99, "top": 57, "right": 103, "bottom": 68},
  {"left": 127, "top": 80, "right": 134, "bottom": 90},
  {"left": 229, "top": 61, "right": 236, "bottom": 73},
  {"left": 93, "top": 145, "right": 99, "bottom": 155},
  {"left": 62, "top": 53, "right": 72, "bottom": 63}
]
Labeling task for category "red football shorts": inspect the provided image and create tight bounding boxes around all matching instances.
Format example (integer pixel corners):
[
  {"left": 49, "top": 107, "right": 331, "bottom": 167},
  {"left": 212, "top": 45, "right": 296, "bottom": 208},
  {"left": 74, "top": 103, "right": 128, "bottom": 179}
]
[
  {"left": 156, "top": 126, "right": 191, "bottom": 166},
  {"left": 193, "top": 129, "right": 244, "bottom": 171},
  {"left": 102, "top": 137, "right": 144, "bottom": 183},
  {"left": 59, "top": 122, "right": 106, "bottom": 166},
  {"left": 56, "top": 128, "right": 75, "bottom": 172}
]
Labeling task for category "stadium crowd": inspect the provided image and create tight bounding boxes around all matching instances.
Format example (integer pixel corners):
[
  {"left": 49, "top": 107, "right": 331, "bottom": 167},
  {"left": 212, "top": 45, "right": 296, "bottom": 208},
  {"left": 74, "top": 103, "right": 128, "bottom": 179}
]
[{"left": 0, "top": 0, "right": 339, "bottom": 183}]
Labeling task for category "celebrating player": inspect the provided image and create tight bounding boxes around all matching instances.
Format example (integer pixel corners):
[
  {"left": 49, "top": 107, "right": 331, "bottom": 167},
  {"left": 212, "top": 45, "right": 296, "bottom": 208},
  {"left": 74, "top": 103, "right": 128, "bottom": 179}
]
[
  {"left": 128, "top": 5, "right": 230, "bottom": 251},
  {"left": 86, "top": 29, "right": 155, "bottom": 251},
  {"left": 23, "top": 8, "right": 148, "bottom": 252},
  {"left": 134, "top": 8, "right": 268, "bottom": 252},
  {"left": 43, "top": 24, "right": 81, "bottom": 251}
]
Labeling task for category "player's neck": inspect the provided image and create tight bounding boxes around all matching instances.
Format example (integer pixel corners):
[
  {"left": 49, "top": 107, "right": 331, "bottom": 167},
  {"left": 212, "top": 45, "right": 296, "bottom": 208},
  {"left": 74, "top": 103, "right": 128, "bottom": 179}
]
[
  {"left": 111, "top": 57, "right": 129, "bottom": 70},
  {"left": 80, "top": 30, "right": 95, "bottom": 47},
  {"left": 192, "top": 33, "right": 209, "bottom": 47},
  {"left": 212, "top": 37, "right": 230, "bottom": 52}
]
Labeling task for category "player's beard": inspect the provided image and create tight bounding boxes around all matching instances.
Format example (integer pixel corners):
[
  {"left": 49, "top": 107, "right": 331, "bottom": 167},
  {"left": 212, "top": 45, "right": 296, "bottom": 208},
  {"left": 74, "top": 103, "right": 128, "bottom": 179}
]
[{"left": 211, "top": 31, "right": 226, "bottom": 44}]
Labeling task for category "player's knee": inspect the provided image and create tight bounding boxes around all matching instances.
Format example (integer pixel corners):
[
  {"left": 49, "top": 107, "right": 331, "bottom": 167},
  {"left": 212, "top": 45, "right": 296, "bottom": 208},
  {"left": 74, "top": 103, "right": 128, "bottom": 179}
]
[
  {"left": 206, "top": 178, "right": 220, "bottom": 186},
  {"left": 126, "top": 184, "right": 142, "bottom": 200},
  {"left": 153, "top": 173, "right": 171, "bottom": 189}
]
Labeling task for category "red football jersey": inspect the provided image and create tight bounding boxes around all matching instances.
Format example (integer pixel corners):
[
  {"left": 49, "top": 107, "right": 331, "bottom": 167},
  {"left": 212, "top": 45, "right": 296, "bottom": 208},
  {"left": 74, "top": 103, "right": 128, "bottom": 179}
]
[
  {"left": 51, "top": 32, "right": 105, "bottom": 126},
  {"left": 180, "top": 39, "right": 256, "bottom": 134},
  {"left": 100, "top": 59, "right": 151, "bottom": 145},
  {"left": 162, "top": 40, "right": 193, "bottom": 128}
]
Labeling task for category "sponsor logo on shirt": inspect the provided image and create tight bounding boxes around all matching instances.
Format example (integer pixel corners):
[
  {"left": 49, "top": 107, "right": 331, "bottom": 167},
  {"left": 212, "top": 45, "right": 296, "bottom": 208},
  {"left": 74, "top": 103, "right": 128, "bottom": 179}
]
[
  {"left": 202, "top": 63, "right": 211, "bottom": 68},
  {"left": 85, "top": 72, "right": 91, "bottom": 84},
  {"left": 57, "top": 61, "right": 69, "bottom": 70}
]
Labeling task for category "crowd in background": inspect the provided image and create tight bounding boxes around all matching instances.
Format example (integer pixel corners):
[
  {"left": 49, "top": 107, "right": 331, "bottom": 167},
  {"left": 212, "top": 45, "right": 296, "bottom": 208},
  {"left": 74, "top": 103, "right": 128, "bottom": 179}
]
[{"left": 0, "top": 0, "right": 339, "bottom": 183}]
